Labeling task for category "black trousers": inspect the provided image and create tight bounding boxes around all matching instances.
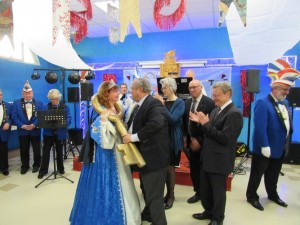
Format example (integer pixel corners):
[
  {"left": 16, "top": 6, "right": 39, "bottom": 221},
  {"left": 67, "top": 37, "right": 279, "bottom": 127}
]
[
  {"left": 189, "top": 149, "right": 201, "bottom": 195},
  {"left": 140, "top": 166, "right": 168, "bottom": 225},
  {"left": 0, "top": 141, "right": 8, "bottom": 171},
  {"left": 19, "top": 135, "right": 41, "bottom": 169},
  {"left": 200, "top": 167, "right": 227, "bottom": 222},
  {"left": 39, "top": 135, "right": 64, "bottom": 174},
  {"left": 246, "top": 153, "right": 283, "bottom": 201}
]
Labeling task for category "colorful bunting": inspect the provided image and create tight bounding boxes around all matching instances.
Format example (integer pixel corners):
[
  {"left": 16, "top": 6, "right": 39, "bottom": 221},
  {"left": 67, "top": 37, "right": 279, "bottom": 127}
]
[
  {"left": 219, "top": 0, "right": 247, "bottom": 27},
  {"left": 0, "top": 0, "right": 13, "bottom": 46},
  {"left": 119, "top": 0, "right": 142, "bottom": 42}
]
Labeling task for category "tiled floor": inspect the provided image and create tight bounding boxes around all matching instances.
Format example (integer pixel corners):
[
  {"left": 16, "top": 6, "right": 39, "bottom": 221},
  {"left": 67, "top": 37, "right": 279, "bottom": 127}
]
[{"left": 1, "top": 150, "right": 300, "bottom": 225}]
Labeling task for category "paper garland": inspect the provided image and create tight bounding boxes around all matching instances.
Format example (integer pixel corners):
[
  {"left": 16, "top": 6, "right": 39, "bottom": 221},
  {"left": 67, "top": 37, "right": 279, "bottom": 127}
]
[{"left": 153, "top": 0, "right": 186, "bottom": 30}]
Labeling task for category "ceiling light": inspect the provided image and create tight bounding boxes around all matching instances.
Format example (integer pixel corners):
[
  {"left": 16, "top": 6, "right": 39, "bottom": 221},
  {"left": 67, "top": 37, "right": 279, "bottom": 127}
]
[
  {"left": 68, "top": 72, "right": 80, "bottom": 84},
  {"left": 45, "top": 72, "right": 58, "bottom": 84},
  {"left": 85, "top": 71, "right": 95, "bottom": 80},
  {"left": 94, "top": 1, "right": 119, "bottom": 13},
  {"left": 31, "top": 71, "right": 40, "bottom": 80}
]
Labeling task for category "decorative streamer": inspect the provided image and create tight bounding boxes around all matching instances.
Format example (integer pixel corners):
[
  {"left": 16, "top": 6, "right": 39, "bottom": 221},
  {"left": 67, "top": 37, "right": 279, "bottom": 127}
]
[
  {"left": 103, "top": 74, "right": 117, "bottom": 82},
  {"left": 76, "top": 0, "right": 93, "bottom": 20},
  {"left": 109, "top": 27, "right": 120, "bottom": 44},
  {"left": 107, "top": 3, "right": 119, "bottom": 22},
  {"left": 153, "top": 0, "right": 186, "bottom": 30},
  {"left": 240, "top": 70, "right": 253, "bottom": 117},
  {"left": 52, "top": 0, "right": 71, "bottom": 46},
  {"left": 70, "top": 0, "right": 93, "bottom": 44},
  {"left": 0, "top": 0, "right": 13, "bottom": 47},
  {"left": 70, "top": 11, "right": 87, "bottom": 44},
  {"left": 119, "top": 0, "right": 142, "bottom": 42},
  {"left": 219, "top": 0, "right": 247, "bottom": 27}
]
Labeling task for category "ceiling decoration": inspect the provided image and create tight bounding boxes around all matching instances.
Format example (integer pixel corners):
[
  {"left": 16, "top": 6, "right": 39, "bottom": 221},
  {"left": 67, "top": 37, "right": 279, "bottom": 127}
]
[
  {"left": 52, "top": 0, "right": 71, "bottom": 45},
  {"left": 153, "top": 0, "right": 186, "bottom": 30},
  {"left": 219, "top": 0, "right": 247, "bottom": 27},
  {"left": 0, "top": 0, "right": 13, "bottom": 47},
  {"left": 70, "top": 0, "right": 93, "bottom": 43},
  {"left": 119, "top": 0, "right": 142, "bottom": 42}
]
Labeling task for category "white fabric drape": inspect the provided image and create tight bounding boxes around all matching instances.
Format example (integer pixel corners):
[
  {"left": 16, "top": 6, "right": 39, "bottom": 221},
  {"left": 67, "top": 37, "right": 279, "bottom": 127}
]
[
  {"left": 12, "top": 0, "right": 91, "bottom": 69},
  {"left": 226, "top": 0, "right": 300, "bottom": 65}
]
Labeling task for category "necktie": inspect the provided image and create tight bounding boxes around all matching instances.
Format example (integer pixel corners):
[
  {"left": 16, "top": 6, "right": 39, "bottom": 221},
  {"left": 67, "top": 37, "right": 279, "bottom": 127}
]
[
  {"left": 25, "top": 101, "right": 32, "bottom": 104},
  {"left": 128, "top": 105, "right": 139, "bottom": 128},
  {"left": 190, "top": 99, "right": 197, "bottom": 113},
  {"left": 278, "top": 100, "right": 284, "bottom": 105}
]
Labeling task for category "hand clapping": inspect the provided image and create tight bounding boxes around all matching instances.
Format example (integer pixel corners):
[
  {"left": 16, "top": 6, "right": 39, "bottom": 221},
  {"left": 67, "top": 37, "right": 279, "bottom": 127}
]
[{"left": 189, "top": 111, "right": 209, "bottom": 125}]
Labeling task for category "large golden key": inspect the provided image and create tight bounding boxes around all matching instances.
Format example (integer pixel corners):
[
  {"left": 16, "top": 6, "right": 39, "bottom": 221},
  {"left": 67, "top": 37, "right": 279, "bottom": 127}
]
[{"left": 109, "top": 114, "right": 146, "bottom": 168}]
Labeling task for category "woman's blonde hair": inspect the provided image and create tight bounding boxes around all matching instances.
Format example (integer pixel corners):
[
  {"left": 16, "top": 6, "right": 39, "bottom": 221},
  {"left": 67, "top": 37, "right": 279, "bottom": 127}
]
[{"left": 47, "top": 89, "right": 62, "bottom": 100}]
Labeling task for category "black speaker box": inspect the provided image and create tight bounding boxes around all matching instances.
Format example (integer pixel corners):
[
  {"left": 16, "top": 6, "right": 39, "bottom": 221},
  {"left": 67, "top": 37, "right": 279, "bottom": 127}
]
[
  {"left": 287, "top": 87, "right": 300, "bottom": 107},
  {"left": 284, "top": 142, "right": 300, "bottom": 164},
  {"left": 68, "top": 128, "right": 83, "bottom": 145},
  {"left": 246, "top": 69, "right": 260, "bottom": 93},
  {"left": 81, "top": 82, "right": 94, "bottom": 101},
  {"left": 67, "top": 87, "right": 80, "bottom": 102}
]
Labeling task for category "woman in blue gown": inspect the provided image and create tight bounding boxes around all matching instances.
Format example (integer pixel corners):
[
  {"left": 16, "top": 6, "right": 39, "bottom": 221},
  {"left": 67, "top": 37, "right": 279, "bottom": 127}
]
[{"left": 70, "top": 80, "right": 141, "bottom": 225}]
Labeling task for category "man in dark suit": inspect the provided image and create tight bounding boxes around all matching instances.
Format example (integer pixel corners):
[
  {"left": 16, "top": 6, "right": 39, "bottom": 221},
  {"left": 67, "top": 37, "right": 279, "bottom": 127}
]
[
  {"left": 190, "top": 82, "right": 243, "bottom": 225},
  {"left": 11, "top": 80, "right": 43, "bottom": 174},
  {"left": 183, "top": 79, "right": 215, "bottom": 203},
  {"left": 0, "top": 89, "right": 12, "bottom": 176},
  {"left": 123, "top": 78, "right": 169, "bottom": 225}
]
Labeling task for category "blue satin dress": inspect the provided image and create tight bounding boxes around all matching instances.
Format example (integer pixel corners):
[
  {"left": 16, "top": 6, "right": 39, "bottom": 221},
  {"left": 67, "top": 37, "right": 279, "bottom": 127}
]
[{"left": 70, "top": 111, "right": 141, "bottom": 225}]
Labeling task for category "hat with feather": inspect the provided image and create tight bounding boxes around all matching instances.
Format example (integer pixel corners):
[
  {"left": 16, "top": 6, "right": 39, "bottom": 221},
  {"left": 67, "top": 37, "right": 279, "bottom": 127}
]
[
  {"left": 268, "top": 59, "right": 300, "bottom": 86},
  {"left": 23, "top": 80, "right": 33, "bottom": 92}
]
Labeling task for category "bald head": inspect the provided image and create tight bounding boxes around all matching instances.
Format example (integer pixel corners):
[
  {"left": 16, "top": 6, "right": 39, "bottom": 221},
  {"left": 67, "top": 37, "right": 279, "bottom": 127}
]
[
  {"left": 186, "top": 70, "right": 195, "bottom": 80},
  {"left": 188, "top": 79, "right": 203, "bottom": 99}
]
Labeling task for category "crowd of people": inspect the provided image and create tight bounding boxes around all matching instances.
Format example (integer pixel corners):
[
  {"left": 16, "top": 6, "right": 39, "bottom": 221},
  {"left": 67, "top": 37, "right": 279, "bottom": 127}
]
[
  {"left": 0, "top": 81, "right": 71, "bottom": 179},
  {"left": 1, "top": 63, "right": 296, "bottom": 225},
  {"left": 69, "top": 75, "right": 245, "bottom": 225}
]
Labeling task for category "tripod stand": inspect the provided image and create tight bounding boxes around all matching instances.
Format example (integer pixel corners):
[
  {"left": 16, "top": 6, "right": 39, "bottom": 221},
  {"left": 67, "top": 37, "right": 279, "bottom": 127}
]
[
  {"left": 64, "top": 132, "right": 80, "bottom": 159},
  {"left": 233, "top": 92, "right": 253, "bottom": 177},
  {"left": 35, "top": 109, "right": 74, "bottom": 188}
]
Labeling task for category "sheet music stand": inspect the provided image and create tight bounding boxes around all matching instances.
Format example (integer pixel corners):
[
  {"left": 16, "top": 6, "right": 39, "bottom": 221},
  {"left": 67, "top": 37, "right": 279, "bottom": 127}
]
[{"left": 35, "top": 109, "right": 74, "bottom": 188}]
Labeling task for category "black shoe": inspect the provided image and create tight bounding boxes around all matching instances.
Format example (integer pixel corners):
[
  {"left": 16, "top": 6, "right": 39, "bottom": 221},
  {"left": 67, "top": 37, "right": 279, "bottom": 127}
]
[
  {"left": 187, "top": 193, "right": 200, "bottom": 203},
  {"left": 38, "top": 173, "right": 44, "bottom": 179},
  {"left": 209, "top": 220, "right": 223, "bottom": 225},
  {"left": 247, "top": 199, "right": 264, "bottom": 211},
  {"left": 268, "top": 197, "right": 288, "bottom": 207},
  {"left": 192, "top": 211, "right": 212, "bottom": 220},
  {"left": 58, "top": 170, "right": 65, "bottom": 174},
  {"left": 2, "top": 170, "right": 9, "bottom": 176},
  {"left": 32, "top": 167, "right": 39, "bottom": 173},
  {"left": 20, "top": 168, "right": 28, "bottom": 175}
]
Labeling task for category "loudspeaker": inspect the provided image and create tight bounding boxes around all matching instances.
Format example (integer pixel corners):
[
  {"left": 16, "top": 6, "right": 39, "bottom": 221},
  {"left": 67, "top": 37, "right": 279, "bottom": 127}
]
[
  {"left": 287, "top": 87, "right": 300, "bottom": 107},
  {"left": 67, "top": 87, "right": 80, "bottom": 102},
  {"left": 246, "top": 69, "right": 260, "bottom": 93},
  {"left": 68, "top": 128, "right": 83, "bottom": 145},
  {"left": 81, "top": 82, "right": 94, "bottom": 101},
  {"left": 284, "top": 142, "right": 300, "bottom": 164}
]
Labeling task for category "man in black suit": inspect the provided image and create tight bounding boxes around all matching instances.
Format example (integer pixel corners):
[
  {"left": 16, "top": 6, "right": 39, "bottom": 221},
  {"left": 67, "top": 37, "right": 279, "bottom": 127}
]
[
  {"left": 190, "top": 82, "right": 243, "bottom": 225},
  {"left": 123, "top": 78, "right": 169, "bottom": 225},
  {"left": 183, "top": 79, "right": 215, "bottom": 203}
]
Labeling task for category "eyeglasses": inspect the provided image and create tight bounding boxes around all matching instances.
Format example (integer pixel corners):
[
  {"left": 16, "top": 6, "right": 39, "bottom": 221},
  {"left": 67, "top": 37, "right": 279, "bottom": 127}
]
[
  {"left": 188, "top": 85, "right": 201, "bottom": 90},
  {"left": 277, "top": 86, "right": 290, "bottom": 92}
]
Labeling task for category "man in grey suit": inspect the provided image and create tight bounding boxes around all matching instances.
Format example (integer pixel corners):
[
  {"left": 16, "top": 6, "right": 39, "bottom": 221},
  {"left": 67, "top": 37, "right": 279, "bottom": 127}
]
[
  {"left": 123, "top": 78, "right": 169, "bottom": 225},
  {"left": 190, "top": 82, "right": 243, "bottom": 225}
]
